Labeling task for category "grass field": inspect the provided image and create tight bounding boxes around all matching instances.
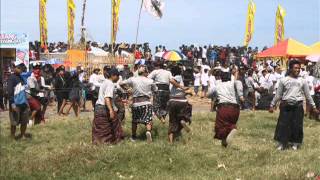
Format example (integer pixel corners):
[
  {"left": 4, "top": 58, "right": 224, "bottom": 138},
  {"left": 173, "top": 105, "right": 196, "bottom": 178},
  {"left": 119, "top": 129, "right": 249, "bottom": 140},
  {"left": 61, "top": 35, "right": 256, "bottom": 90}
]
[{"left": 0, "top": 110, "right": 320, "bottom": 180}]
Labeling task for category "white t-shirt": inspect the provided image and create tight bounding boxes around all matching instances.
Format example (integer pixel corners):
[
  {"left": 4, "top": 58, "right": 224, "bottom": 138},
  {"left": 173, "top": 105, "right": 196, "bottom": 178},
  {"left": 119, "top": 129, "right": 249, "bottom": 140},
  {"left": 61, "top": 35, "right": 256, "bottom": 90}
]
[
  {"left": 306, "top": 75, "right": 315, "bottom": 95},
  {"left": 194, "top": 73, "right": 201, "bottom": 86},
  {"left": 96, "top": 79, "right": 115, "bottom": 106},
  {"left": 201, "top": 65, "right": 210, "bottom": 74},
  {"left": 148, "top": 69, "right": 172, "bottom": 84},
  {"left": 269, "top": 73, "right": 277, "bottom": 83},
  {"left": 197, "top": 59, "right": 202, "bottom": 66},
  {"left": 201, "top": 73, "right": 209, "bottom": 86},
  {"left": 120, "top": 76, "right": 156, "bottom": 98},
  {"left": 259, "top": 74, "right": 273, "bottom": 89},
  {"left": 89, "top": 73, "right": 105, "bottom": 91},
  {"left": 202, "top": 48, "right": 207, "bottom": 59},
  {"left": 209, "top": 75, "right": 217, "bottom": 90}
]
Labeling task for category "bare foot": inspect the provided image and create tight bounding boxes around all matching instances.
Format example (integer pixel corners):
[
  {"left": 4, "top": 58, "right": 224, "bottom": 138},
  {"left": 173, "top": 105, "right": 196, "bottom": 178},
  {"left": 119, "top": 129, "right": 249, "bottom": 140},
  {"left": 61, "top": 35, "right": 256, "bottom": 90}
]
[{"left": 181, "top": 120, "right": 191, "bottom": 133}]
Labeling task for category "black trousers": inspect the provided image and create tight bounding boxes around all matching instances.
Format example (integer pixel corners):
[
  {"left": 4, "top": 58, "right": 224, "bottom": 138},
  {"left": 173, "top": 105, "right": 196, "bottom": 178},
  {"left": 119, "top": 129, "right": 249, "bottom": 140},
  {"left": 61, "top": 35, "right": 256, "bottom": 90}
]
[
  {"left": 0, "top": 94, "right": 4, "bottom": 110},
  {"left": 57, "top": 96, "right": 64, "bottom": 113},
  {"left": 274, "top": 102, "right": 304, "bottom": 144}
]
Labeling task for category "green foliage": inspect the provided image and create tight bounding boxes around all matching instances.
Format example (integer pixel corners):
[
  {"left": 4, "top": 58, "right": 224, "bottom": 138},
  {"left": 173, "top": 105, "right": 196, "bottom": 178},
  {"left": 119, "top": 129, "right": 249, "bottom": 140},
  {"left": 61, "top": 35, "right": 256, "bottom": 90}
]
[{"left": 1, "top": 111, "right": 319, "bottom": 180}]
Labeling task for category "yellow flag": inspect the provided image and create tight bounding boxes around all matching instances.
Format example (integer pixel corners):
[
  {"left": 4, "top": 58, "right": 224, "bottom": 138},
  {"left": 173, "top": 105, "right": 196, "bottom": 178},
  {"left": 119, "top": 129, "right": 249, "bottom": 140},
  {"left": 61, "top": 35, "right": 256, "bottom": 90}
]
[
  {"left": 112, "top": 0, "right": 121, "bottom": 44},
  {"left": 39, "top": 0, "right": 48, "bottom": 49},
  {"left": 68, "top": 0, "right": 76, "bottom": 47},
  {"left": 275, "top": 5, "right": 286, "bottom": 45},
  {"left": 244, "top": 0, "right": 256, "bottom": 47}
]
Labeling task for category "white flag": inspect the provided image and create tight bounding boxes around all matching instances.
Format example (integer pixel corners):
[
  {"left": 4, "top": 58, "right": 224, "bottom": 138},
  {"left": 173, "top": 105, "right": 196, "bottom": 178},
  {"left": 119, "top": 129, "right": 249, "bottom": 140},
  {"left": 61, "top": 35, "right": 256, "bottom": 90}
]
[{"left": 143, "top": 0, "right": 165, "bottom": 19}]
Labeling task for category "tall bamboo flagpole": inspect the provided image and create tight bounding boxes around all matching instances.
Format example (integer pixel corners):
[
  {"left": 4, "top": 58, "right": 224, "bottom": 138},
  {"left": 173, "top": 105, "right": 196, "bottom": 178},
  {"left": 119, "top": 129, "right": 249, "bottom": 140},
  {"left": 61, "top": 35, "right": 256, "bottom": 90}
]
[{"left": 135, "top": 0, "right": 144, "bottom": 45}]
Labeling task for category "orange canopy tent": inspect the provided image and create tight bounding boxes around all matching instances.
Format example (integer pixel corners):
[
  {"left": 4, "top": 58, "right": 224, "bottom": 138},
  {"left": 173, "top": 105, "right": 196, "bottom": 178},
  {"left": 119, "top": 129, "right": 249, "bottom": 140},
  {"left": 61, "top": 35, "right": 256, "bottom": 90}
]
[
  {"left": 310, "top": 42, "right": 320, "bottom": 54},
  {"left": 256, "top": 38, "right": 311, "bottom": 59}
]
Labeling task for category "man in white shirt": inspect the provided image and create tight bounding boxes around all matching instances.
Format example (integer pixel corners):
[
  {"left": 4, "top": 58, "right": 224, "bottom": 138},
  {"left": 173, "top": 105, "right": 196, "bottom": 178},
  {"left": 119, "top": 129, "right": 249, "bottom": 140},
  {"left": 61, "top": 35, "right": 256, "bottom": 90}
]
[
  {"left": 92, "top": 68, "right": 124, "bottom": 145},
  {"left": 89, "top": 68, "right": 105, "bottom": 109},
  {"left": 193, "top": 70, "right": 201, "bottom": 96},
  {"left": 259, "top": 70, "right": 273, "bottom": 91},
  {"left": 202, "top": 46, "right": 208, "bottom": 64},
  {"left": 201, "top": 69, "right": 210, "bottom": 98}
]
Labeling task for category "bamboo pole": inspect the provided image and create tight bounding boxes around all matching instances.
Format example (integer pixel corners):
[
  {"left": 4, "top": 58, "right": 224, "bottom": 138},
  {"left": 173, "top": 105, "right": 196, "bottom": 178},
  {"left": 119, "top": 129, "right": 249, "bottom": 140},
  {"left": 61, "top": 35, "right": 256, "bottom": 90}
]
[{"left": 135, "top": 0, "right": 144, "bottom": 46}]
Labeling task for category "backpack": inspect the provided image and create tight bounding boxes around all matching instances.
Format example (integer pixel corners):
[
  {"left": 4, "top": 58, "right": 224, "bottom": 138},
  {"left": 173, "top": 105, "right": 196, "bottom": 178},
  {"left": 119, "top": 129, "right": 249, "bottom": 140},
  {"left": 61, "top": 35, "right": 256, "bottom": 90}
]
[{"left": 14, "top": 82, "right": 27, "bottom": 105}]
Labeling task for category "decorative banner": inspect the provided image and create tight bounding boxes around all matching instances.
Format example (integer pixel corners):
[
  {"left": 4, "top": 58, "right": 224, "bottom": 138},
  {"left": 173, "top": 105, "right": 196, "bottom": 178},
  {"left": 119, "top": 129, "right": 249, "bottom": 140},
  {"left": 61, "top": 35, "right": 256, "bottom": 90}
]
[
  {"left": 112, "top": 0, "right": 121, "bottom": 44},
  {"left": 68, "top": 0, "right": 76, "bottom": 47},
  {"left": 244, "top": 0, "right": 256, "bottom": 47},
  {"left": 39, "top": 0, "right": 48, "bottom": 49},
  {"left": 66, "top": 49, "right": 86, "bottom": 67},
  {"left": 143, "top": 0, "right": 165, "bottom": 19},
  {"left": 0, "top": 32, "right": 29, "bottom": 70},
  {"left": 275, "top": 5, "right": 286, "bottom": 45}
]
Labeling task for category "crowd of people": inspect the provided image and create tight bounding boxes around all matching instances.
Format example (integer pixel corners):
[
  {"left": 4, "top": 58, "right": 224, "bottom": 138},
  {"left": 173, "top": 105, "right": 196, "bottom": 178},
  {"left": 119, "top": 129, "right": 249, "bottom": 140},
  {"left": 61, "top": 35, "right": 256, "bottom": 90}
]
[{"left": 1, "top": 43, "right": 320, "bottom": 151}]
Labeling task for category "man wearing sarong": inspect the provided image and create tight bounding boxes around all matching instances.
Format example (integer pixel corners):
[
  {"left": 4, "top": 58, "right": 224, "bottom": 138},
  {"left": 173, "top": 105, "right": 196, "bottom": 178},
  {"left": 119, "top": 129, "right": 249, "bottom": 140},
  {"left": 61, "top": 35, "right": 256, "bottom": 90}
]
[
  {"left": 148, "top": 62, "right": 174, "bottom": 123},
  {"left": 167, "top": 65, "right": 192, "bottom": 144},
  {"left": 269, "top": 60, "right": 319, "bottom": 150},
  {"left": 210, "top": 71, "right": 244, "bottom": 147},
  {"left": 120, "top": 68, "right": 157, "bottom": 143},
  {"left": 92, "top": 68, "right": 124, "bottom": 145}
]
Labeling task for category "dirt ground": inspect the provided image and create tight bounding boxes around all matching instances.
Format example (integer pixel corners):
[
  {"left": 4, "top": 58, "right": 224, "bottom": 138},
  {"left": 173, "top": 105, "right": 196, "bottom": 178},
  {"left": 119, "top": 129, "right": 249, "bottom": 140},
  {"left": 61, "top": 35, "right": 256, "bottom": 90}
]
[{"left": 0, "top": 96, "right": 212, "bottom": 122}]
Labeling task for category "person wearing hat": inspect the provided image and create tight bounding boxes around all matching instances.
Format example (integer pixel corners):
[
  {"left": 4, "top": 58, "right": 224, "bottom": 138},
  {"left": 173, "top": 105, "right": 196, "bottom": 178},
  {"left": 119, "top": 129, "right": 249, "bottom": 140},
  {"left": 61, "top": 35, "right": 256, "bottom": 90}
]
[
  {"left": 269, "top": 60, "right": 319, "bottom": 150},
  {"left": 92, "top": 68, "right": 124, "bottom": 145},
  {"left": 7, "top": 62, "right": 31, "bottom": 139},
  {"left": 120, "top": 67, "right": 157, "bottom": 143}
]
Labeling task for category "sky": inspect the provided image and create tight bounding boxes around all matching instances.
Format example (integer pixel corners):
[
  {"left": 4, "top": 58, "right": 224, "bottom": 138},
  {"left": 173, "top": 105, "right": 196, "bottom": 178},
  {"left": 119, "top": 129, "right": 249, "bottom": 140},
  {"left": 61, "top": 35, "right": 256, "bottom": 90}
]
[{"left": 1, "top": 0, "right": 319, "bottom": 49}]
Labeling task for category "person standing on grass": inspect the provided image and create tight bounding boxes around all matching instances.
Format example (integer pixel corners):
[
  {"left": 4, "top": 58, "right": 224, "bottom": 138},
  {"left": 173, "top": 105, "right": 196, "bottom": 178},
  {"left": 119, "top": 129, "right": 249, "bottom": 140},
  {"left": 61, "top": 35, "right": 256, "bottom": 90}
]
[
  {"left": 89, "top": 68, "right": 104, "bottom": 110},
  {"left": 54, "top": 67, "right": 67, "bottom": 114},
  {"left": 209, "top": 71, "right": 244, "bottom": 147},
  {"left": 92, "top": 68, "right": 123, "bottom": 145},
  {"left": 269, "top": 60, "right": 319, "bottom": 151},
  {"left": 167, "top": 65, "right": 192, "bottom": 144},
  {"left": 193, "top": 69, "right": 201, "bottom": 96},
  {"left": 313, "top": 76, "right": 320, "bottom": 121},
  {"left": 201, "top": 68, "right": 209, "bottom": 98},
  {"left": 120, "top": 68, "right": 157, "bottom": 143},
  {"left": 64, "top": 72, "right": 81, "bottom": 117},
  {"left": 209, "top": 68, "right": 222, "bottom": 112},
  {"left": 7, "top": 62, "right": 31, "bottom": 140},
  {"left": 245, "top": 69, "right": 258, "bottom": 111},
  {"left": 0, "top": 80, "right": 5, "bottom": 111}
]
